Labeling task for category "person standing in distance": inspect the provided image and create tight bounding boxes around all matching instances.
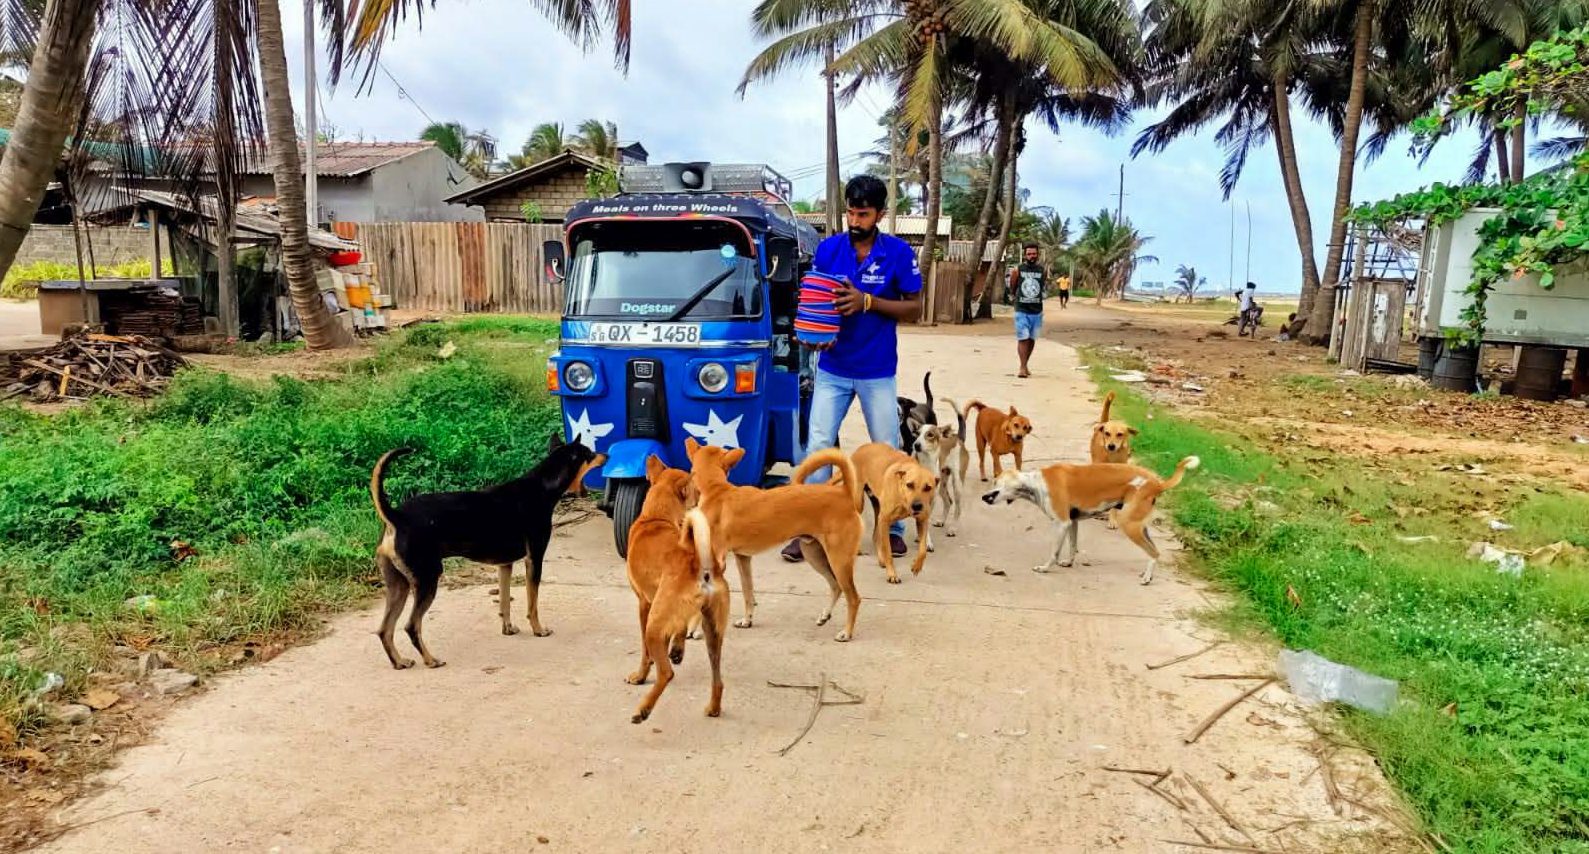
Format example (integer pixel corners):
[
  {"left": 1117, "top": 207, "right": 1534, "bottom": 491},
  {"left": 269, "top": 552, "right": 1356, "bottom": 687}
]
[
  {"left": 1009, "top": 242, "right": 1047, "bottom": 378},
  {"left": 783, "top": 175, "right": 922, "bottom": 562}
]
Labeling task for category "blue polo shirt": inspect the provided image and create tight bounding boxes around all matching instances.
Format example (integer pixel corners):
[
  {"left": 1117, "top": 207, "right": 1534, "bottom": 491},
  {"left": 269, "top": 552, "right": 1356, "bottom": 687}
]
[{"left": 813, "top": 232, "right": 923, "bottom": 380}]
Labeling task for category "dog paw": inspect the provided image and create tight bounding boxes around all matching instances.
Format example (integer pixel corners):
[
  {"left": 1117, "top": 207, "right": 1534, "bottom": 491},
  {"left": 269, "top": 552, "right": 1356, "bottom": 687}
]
[
  {"left": 833, "top": 630, "right": 852, "bottom": 643},
  {"left": 631, "top": 710, "right": 650, "bottom": 724},
  {"left": 625, "top": 672, "right": 648, "bottom": 685},
  {"left": 391, "top": 657, "right": 416, "bottom": 670},
  {"left": 687, "top": 629, "right": 703, "bottom": 640},
  {"left": 532, "top": 627, "right": 553, "bottom": 638},
  {"left": 424, "top": 659, "right": 447, "bottom": 669},
  {"left": 705, "top": 705, "right": 722, "bottom": 718},
  {"left": 1058, "top": 559, "right": 1075, "bottom": 568},
  {"left": 734, "top": 618, "right": 753, "bottom": 629},
  {"left": 886, "top": 574, "right": 902, "bottom": 584},
  {"left": 1031, "top": 565, "right": 1049, "bottom": 574},
  {"left": 926, "top": 541, "right": 936, "bottom": 553},
  {"left": 946, "top": 528, "right": 957, "bottom": 537},
  {"left": 669, "top": 649, "right": 684, "bottom": 665},
  {"left": 816, "top": 612, "right": 832, "bottom": 626},
  {"left": 1139, "top": 575, "right": 1153, "bottom": 586},
  {"left": 932, "top": 520, "right": 945, "bottom": 528},
  {"left": 502, "top": 624, "right": 520, "bottom": 636}
]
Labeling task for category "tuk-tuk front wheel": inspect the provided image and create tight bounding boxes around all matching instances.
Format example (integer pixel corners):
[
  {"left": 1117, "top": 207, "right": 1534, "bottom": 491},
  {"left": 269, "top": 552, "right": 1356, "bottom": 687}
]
[{"left": 609, "top": 478, "right": 648, "bottom": 559}]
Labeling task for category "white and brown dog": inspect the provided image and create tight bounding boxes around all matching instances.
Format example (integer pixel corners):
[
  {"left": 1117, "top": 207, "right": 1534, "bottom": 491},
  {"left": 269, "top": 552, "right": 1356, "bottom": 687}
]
[
  {"left": 980, "top": 456, "right": 1200, "bottom": 584},
  {"left": 911, "top": 397, "right": 970, "bottom": 548}
]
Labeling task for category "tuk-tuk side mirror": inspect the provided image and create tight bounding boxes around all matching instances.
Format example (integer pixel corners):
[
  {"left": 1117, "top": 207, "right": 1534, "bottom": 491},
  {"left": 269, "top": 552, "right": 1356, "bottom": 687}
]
[
  {"left": 543, "top": 240, "right": 567, "bottom": 283},
  {"left": 767, "top": 238, "right": 798, "bottom": 284}
]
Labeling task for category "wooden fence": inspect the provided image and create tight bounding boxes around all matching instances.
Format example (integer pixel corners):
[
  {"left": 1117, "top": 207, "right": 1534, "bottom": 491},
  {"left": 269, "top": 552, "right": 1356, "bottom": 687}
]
[
  {"left": 928, "top": 261, "right": 972, "bottom": 324},
  {"left": 346, "top": 222, "right": 565, "bottom": 314}
]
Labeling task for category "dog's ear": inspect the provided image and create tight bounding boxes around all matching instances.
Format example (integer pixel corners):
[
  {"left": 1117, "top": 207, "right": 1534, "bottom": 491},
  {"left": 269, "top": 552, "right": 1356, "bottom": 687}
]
[
  {"left": 1128, "top": 426, "right": 1140, "bottom": 436},
  {"left": 549, "top": 430, "right": 566, "bottom": 452},
  {"left": 1008, "top": 405, "right": 1019, "bottom": 416},
  {"left": 1094, "top": 423, "right": 1107, "bottom": 434},
  {"left": 645, "top": 454, "right": 666, "bottom": 483},
  {"left": 685, "top": 437, "right": 701, "bottom": 459},
  {"left": 893, "top": 466, "right": 909, "bottom": 481},
  {"left": 722, "top": 447, "right": 746, "bottom": 470}
]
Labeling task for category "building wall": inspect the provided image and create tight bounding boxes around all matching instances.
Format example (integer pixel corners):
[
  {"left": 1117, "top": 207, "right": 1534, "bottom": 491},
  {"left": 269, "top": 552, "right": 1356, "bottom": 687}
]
[
  {"left": 14, "top": 225, "right": 154, "bottom": 267},
  {"left": 476, "top": 170, "right": 591, "bottom": 222},
  {"left": 370, "top": 148, "right": 484, "bottom": 223}
]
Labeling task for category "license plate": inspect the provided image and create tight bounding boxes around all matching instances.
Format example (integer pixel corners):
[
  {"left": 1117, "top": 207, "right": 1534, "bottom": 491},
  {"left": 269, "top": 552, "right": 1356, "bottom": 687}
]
[{"left": 585, "top": 322, "right": 702, "bottom": 345}]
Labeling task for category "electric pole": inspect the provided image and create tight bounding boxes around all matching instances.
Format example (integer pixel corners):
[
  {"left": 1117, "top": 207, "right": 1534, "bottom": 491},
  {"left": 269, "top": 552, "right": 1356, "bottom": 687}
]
[
  {"left": 1114, "top": 163, "right": 1124, "bottom": 221},
  {"left": 823, "top": 41, "right": 840, "bottom": 236}
]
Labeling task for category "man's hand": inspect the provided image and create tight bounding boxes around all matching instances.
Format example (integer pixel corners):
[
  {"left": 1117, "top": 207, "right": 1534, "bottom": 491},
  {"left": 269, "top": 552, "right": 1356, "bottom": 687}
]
[{"left": 832, "top": 282, "right": 866, "bottom": 316}]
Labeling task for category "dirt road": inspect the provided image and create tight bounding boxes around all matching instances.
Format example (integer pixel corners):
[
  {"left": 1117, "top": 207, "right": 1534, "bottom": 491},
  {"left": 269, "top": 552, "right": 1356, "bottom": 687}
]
[{"left": 38, "top": 324, "right": 1409, "bottom": 852}]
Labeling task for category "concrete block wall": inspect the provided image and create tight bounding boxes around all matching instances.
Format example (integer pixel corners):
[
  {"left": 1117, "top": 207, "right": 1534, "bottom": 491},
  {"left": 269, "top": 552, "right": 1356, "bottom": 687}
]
[
  {"left": 482, "top": 172, "right": 591, "bottom": 222},
  {"left": 14, "top": 225, "right": 153, "bottom": 268}
]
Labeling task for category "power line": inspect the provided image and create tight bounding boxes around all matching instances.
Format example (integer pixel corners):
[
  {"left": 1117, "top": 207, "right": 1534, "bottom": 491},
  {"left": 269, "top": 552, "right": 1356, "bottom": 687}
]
[{"left": 377, "top": 60, "right": 438, "bottom": 128}]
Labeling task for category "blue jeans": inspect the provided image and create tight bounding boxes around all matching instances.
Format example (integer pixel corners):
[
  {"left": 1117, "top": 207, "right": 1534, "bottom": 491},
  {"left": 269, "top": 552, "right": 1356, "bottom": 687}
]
[{"left": 803, "top": 366, "right": 905, "bottom": 536}]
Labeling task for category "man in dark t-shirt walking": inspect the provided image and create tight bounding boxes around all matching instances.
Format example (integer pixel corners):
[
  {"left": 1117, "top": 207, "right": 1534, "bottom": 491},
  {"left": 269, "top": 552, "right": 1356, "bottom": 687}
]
[{"left": 1008, "top": 243, "right": 1046, "bottom": 378}]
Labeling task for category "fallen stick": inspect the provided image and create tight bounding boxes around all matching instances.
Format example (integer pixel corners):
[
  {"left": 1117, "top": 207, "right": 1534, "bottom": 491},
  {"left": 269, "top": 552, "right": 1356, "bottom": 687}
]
[
  {"left": 776, "top": 674, "right": 825, "bottom": 756},
  {"left": 1103, "top": 765, "right": 1172, "bottom": 782},
  {"left": 1188, "top": 674, "right": 1273, "bottom": 681},
  {"left": 767, "top": 676, "right": 864, "bottom": 757},
  {"left": 1316, "top": 750, "right": 1344, "bottom": 816},
  {"left": 1184, "top": 678, "right": 1276, "bottom": 744},
  {"left": 1147, "top": 641, "right": 1224, "bottom": 671},
  {"left": 1158, "top": 841, "right": 1281, "bottom": 854},
  {"left": 1134, "top": 778, "right": 1187, "bottom": 811},
  {"left": 1186, "top": 775, "right": 1252, "bottom": 842}
]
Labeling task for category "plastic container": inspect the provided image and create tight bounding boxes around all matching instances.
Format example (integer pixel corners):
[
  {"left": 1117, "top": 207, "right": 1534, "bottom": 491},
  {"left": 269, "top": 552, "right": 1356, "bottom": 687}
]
[
  {"left": 796, "top": 271, "right": 844, "bottom": 346},
  {"left": 327, "top": 251, "right": 362, "bottom": 267},
  {"left": 1278, "top": 649, "right": 1398, "bottom": 714}
]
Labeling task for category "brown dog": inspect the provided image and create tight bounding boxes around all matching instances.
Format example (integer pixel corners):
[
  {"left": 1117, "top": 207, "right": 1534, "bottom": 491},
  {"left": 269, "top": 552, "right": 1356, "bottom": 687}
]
[
  {"left": 981, "top": 456, "right": 1200, "bottom": 584},
  {"left": 686, "top": 439, "right": 866, "bottom": 642},
  {"left": 964, "top": 399, "right": 1034, "bottom": 481},
  {"left": 847, "top": 442, "right": 938, "bottom": 583},
  {"left": 1090, "top": 391, "right": 1136, "bottom": 464},
  {"left": 624, "top": 456, "right": 727, "bottom": 724}
]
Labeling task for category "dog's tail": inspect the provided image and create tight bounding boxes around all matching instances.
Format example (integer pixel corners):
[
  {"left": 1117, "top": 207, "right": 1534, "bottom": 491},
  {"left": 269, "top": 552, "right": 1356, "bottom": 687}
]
[
  {"left": 370, "top": 447, "right": 415, "bottom": 528},
  {"left": 680, "top": 507, "right": 716, "bottom": 591},
  {"left": 1157, "top": 456, "right": 1201, "bottom": 492},
  {"left": 1099, "top": 390, "right": 1116, "bottom": 424},
  {"left": 793, "top": 448, "right": 863, "bottom": 513},
  {"left": 962, "top": 398, "right": 989, "bottom": 422},
  {"left": 941, "top": 396, "right": 968, "bottom": 442},
  {"left": 922, "top": 371, "right": 933, "bottom": 408}
]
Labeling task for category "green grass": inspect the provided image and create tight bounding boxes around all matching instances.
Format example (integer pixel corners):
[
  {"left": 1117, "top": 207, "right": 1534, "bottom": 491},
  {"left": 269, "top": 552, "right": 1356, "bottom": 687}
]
[
  {"left": 1, "top": 258, "right": 177, "bottom": 299},
  {"left": 0, "top": 316, "right": 561, "bottom": 738},
  {"left": 1084, "top": 348, "right": 1589, "bottom": 853}
]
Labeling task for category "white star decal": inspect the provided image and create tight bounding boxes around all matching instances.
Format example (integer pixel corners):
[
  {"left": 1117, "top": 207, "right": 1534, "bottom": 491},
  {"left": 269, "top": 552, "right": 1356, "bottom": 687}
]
[
  {"left": 682, "top": 409, "right": 743, "bottom": 449},
  {"left": 566, "top": 407, "right": 614, "bottom": 446}
]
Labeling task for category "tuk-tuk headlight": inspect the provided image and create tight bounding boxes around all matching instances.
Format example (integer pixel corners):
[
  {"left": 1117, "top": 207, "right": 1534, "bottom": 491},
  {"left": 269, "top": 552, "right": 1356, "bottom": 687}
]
[
  {"left": 563, "top": 361, "right": 596, "bottom": 392},
  {"left": 697, "top": 362, "right": 729, "bottom": 393}
]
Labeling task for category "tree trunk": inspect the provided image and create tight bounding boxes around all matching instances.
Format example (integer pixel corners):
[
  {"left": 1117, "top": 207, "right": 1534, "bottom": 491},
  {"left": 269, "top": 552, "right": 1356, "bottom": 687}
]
[
  {"left": 1271, "top": 84, "right": 1321, "bottom": 338},
  {"left": 977, "top": 147, "right": 1018, "bottom": 320},
  {"left": 1510, "top": 99, "right": 1526, "bottom": 183},
  {"left": 256, "top": 0, "right": 351, "bottom": 349},
  {"left": 920, "top": 99, "right": 943, "bottom": 326},
  {"left": 0, "top": 0, "right": 101, "bottom": 280},
  {"left": 214, "top": 0, "right": 240, "bottom": 337},
  {"left": 824, "top": 41, "right": 841, "bottom": 236},
  {"left": 886, "top": 115, "right": 899, "bottom": 233},
  {"left": 1494, "top": 128, "right": 1511, "bottom": 184},
  {"left": 1303, "top": 0, "right": 1374, "bottom": 345},
  {"left": 967, "top": 87, "right": 1015, "bottom": 314}
]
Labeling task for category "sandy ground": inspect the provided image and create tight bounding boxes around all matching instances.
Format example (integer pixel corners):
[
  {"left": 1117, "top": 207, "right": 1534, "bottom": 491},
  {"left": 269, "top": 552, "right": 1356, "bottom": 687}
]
[
  {"left": 0, "top": 299, "right": 53, "bottom": 351},
  {"left": 35, "top": 323, "right": 1413, "bottom": 853}
]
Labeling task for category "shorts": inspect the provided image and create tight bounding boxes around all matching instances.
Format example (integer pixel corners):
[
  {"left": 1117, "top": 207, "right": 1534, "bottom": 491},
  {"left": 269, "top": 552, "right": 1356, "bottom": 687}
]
[{"left": 1014, "top": 311, "right": 1043, "bottom": 341}]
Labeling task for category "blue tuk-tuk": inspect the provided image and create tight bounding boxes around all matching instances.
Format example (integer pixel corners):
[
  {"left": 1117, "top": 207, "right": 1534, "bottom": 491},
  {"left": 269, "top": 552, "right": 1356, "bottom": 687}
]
[{"left": 543, "top": 163, "right": 820, "bottom": 556}]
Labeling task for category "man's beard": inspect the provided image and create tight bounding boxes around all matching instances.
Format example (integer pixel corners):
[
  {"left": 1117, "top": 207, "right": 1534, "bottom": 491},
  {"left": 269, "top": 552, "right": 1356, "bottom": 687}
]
[{"left": 848, "top": 225, "right": 878, "bottom": 242}]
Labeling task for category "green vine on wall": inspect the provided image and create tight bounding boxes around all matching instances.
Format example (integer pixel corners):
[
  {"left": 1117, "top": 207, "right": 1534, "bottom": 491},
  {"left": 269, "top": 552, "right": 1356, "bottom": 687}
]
[
  {"left": 585, "top": 166, "right": 619, "bottom": 199},
  {"left": 1352, "top": 26, "right": 1589, "bottom": 347}
]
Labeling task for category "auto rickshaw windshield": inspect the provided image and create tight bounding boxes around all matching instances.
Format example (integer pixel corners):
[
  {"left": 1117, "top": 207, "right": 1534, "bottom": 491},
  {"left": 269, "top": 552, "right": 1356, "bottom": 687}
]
[{"left": 564, "top": 220, "right": 762, "bottom": 320}]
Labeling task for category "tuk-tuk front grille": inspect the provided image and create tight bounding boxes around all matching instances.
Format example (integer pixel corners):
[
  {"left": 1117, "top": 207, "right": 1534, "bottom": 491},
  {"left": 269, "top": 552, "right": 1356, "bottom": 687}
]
[{"left": 626, "top": 359, "right": 667, "bottom": 441}]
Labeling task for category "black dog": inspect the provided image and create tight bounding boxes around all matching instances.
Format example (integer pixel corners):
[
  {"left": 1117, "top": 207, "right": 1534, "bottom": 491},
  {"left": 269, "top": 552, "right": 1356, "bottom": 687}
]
[
  {"left": 369, "top": 432, "right": 605, "bottom": 670},
  {"left": 896, "top": 371, "right": 938, "bottom": 450}
]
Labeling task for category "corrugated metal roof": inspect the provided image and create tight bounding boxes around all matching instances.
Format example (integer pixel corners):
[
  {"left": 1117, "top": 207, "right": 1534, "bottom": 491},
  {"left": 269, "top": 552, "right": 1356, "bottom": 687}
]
[
  {"left": 242, "top": 141, "right": 436, "bottom": 177},
  {"left": 796, "top": 211, "right": 953, "bottom": 238}
]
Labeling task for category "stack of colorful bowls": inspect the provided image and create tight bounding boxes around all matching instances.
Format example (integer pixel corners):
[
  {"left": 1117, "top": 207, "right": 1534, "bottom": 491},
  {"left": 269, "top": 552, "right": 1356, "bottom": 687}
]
[{"left": 795, "top": 271, "right": 845, "bottom": 346}]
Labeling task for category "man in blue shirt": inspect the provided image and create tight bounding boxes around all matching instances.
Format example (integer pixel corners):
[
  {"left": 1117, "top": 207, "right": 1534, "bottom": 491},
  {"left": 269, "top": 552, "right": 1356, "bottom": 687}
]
[{"left": 784, "top": 175, "right": 922, "bottom": 562}]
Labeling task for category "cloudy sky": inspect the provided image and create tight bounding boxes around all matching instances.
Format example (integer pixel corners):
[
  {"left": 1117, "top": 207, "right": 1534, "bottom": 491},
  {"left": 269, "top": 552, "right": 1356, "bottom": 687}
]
[{"left": 282, "top": 0, "right": 1549, "bottom": 295}]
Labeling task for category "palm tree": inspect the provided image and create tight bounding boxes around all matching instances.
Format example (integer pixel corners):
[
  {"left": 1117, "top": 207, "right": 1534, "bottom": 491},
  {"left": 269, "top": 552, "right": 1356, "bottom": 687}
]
[
  {"left": 1030, "top": 210, "right": 1069, "bottom": 265},
  {"left": 1069, "top": 209, "right": 1155, "bottom": 302},
  {"left": 741, "top": 0, "right": 1123, "bottom": 321},
  {"left": 522, "top": 121, "right": 570, "bottom": 162},
  {"left": 1172, "top": 263, "right": 1205, "bottom": 303},
  {"left": 574, "top": 118, "right": 619, "bottom": 160},
  {"left": 420, "top": 121, "right": 494, "bottom": 179}
]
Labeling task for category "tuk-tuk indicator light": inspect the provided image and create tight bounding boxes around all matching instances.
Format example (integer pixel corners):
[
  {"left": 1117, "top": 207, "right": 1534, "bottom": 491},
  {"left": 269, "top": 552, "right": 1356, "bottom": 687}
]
[
  {"left": 546, "top": 361, "right": 559, "bottom": 392},
  {"left": 564, "top": 361, "right": 596, "bottom": 392},
  {"left": 698, "top": 362, "right": 730, "bottom": 394},
  {"left": 735, "top": 363, "right": 757, "bottom": 394}
]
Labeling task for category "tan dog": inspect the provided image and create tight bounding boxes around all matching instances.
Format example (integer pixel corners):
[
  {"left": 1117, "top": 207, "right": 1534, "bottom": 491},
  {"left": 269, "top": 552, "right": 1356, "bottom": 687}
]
[
  {"left": 624, "top": 456, "right": 727, "bottom": 724},
  {"left": 911, "top": 421, "right": 969, "bottom": 544},
  {"left": 980, "top": 456, "right": 1200, "bottom": 583},
  {"left": 686, "top": 439, "right": 866, "bottom": 642},
  {"left": 1090, "top": 391, "right": 1137, "bottom": 464},
  {"left": 964, "top": 399, "right": 1034, "bottom": 481},
  {"left": 847, "top": 442, "right": 938, "bottom": 583}
]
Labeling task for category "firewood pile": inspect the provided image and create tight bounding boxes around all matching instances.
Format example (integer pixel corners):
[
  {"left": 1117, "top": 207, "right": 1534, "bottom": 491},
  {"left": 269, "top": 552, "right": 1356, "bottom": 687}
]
[
  {"left": 1, "top": 333, "right": 188, "bottom": 402},
  {"left": 101, "top": 289, "right": 206, "bottom": 338}
]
